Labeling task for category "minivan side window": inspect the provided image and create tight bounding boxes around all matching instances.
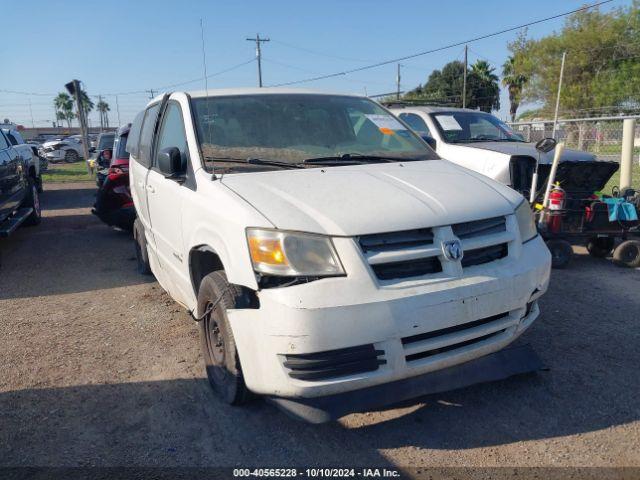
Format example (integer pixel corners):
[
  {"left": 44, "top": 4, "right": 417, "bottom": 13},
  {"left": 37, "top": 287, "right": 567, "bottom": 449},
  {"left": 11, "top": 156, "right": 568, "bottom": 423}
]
[
  {"left": 399, "top": 113, "right": 432, "bottom": 137},
  {"left": 126, "top": 111, "right": 144, "bottom": 157},
  {"left": 136, "top": 104, "right": 160, "bottom": 168},
  {"left": 154, "top": 102, "right": 188, "bottom": 169}
]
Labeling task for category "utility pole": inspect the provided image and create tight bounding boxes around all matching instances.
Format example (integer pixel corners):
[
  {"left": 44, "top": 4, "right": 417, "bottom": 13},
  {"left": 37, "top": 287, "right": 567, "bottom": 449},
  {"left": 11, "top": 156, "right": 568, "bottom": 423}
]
[
  {"left": 146, "top": 89, "right": 157, "bottom": 100},
  {"left": 246, "top": 33, "right": 270, "bottom": 87},
  {"left": 116, "top": 95, "right": 121, "bottom": 125},
  {"left": 28, "top": 98, "right": 35, "bottom": 128},
  {"left": 65, "top": 79, "right": 90, "bottom": 164},
  {"left": 396, "top": 64, "right": 401, "bottom": 100},
  {"left": 552, "top": 51, "right": 567, "bottom": 140},
  {"left": 462, "top": 45, "right": 468, "bottom": 109}
]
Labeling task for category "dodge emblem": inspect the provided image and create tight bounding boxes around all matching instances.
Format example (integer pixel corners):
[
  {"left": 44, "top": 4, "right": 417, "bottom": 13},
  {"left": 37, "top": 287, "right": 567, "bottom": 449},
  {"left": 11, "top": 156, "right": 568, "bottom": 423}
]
[{"left": 442, "top": 240, "right": 464, "bottom": 261}]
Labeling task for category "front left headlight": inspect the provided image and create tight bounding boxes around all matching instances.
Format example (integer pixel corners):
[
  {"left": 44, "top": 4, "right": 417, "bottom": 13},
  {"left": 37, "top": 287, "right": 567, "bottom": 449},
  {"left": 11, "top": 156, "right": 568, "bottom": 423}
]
[
  {"left": 515, "top": 200, "right": 537, "bottom": 243},
  {"left": 247, "top": 228, "right": 345, "bottom": 277}
]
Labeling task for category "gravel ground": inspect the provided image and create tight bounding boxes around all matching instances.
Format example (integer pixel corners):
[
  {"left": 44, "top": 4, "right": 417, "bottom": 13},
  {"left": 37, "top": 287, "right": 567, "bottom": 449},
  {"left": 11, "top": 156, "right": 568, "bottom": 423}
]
[{"left": 0, "top": 182, "right": 639, "bottom": 474}]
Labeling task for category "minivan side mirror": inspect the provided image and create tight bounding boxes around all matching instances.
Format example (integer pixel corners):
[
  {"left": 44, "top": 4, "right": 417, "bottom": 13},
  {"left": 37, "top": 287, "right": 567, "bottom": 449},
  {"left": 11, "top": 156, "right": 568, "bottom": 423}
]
[
  {"left": 421, "top": 135, "right": 436, "bottom": 149},
  {"left": 157, "top": 147, "right": 184, "bottom": 178}
]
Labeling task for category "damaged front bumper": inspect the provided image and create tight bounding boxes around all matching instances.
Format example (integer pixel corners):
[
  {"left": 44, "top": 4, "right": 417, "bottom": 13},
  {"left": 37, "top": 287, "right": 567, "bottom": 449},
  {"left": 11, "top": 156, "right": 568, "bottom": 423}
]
[{"left": 269, "top": 343, "right": 543, "bottom": 423}]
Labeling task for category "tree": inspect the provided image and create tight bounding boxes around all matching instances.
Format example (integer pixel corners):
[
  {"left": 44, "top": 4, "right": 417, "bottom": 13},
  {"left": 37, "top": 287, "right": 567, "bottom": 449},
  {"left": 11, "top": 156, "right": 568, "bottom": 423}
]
[
  {"left": 509, "top": 2, "right": 640, "bottom": 117},
  {"left": 75, "top": 89, "right": 94, "bottom": 115},
  {"left": 502, "top": 56, "right": 528, "bottom": 122},
  {"left": 468, "top": 60, "right": 500, "bottom": 112},
  {"left": 404, "top": 59, "right": 501, "bottom": 112},
  {"left": 54, "top": 92, "right": 75, "bottom": 128},
  {"left": 97, "top": 100, "right": 110, "bottom": 129}
]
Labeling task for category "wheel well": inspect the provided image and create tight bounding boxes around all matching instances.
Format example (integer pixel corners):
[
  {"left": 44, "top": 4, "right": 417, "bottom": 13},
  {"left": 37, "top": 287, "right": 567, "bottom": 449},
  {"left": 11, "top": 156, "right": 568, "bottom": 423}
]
[
  {"left": 189, "top": 247, "right": 225, "bottom": 295},
  {"left": 189, "top": 246, "right": 259, "bottom": 308}
]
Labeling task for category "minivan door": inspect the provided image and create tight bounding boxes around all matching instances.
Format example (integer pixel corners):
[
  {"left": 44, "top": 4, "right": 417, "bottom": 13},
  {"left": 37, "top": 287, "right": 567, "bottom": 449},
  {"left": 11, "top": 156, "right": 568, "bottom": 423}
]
[
  {"left": 145, "top": 100, "right": 192, "bottom": 305},
  {"left": 130, "top": 103, "right": 161, "bottom": 253}
]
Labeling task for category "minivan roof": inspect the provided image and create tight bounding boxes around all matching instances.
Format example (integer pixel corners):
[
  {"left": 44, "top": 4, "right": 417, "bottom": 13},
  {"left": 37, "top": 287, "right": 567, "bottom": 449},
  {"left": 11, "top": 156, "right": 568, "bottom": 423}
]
[{"left": 150, "top": 88, "right": 365, "bottom": 103}]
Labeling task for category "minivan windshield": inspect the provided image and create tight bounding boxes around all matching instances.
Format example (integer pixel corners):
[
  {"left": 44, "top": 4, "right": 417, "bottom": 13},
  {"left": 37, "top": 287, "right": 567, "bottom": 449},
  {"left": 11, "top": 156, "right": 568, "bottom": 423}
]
[
  {"left": 192, "top": 94, "right": 437, "bottom": 173},
  {"left": 432, "top": 111, "right": 525, "bottom": 144}
]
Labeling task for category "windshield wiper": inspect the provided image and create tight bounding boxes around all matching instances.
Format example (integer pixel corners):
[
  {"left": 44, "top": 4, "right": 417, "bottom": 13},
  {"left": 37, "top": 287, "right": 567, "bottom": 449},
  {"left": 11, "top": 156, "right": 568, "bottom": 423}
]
[
  {"left": 303, "top": 153, "right": 415, "bottom": 165},
  {"left": 203, "top": 156, "right": 305, "bottom": 169}
]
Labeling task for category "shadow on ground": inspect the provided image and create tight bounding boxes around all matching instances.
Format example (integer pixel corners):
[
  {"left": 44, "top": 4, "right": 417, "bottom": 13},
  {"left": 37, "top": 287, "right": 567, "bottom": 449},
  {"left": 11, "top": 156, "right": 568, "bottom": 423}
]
[{"left": 0, "top": 183, "right": 152, "bottom": 299}]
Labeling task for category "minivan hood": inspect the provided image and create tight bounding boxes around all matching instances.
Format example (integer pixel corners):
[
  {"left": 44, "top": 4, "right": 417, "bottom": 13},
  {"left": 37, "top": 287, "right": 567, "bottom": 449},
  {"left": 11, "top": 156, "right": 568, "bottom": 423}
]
[
  {"left": 221, "top": 160, "right": 521, "bottom": 236},
  {"left": 456, "top": 142, "right": 596, "bottom": 163}
]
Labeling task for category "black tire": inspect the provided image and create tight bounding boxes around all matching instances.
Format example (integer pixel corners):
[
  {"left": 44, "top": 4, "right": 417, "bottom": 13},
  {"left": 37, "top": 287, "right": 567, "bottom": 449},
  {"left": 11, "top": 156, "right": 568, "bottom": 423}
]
[
  {"left": 24, "top": 179, "right": 42, "bottom": 226},
  {"left": 613, "top": 240, "right": 640, "bottom": 268},
  {"left": 64, "top": 150, "right": 79, "bottom": 163},
  {"left": 198, "top": 271, "right": 250, "bottom": 405},
  {"left": 586, "top": 237, "right": 615, "bottom": 258},
  {"left": 546, "top": 239, "right": 573, "bottom": 269},
  {"left": 133, "top": 219, "right": 151, "bottom": 275}
]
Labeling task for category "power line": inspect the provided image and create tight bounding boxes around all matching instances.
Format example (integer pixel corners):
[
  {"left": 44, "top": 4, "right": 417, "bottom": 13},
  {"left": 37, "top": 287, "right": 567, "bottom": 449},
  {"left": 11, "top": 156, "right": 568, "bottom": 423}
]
[{"left": 269, "top": 0, "right": 614, "bottom": 87}]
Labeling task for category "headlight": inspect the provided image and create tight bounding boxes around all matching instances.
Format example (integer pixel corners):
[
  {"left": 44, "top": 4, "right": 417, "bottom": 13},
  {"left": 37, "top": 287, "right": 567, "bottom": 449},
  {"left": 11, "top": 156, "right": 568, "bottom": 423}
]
[
  {"left": 515, "top": 200, "right": 537, "bottom": 243},
  {"left": 247, "top": 228, "right": 345, "bottom": 277}
]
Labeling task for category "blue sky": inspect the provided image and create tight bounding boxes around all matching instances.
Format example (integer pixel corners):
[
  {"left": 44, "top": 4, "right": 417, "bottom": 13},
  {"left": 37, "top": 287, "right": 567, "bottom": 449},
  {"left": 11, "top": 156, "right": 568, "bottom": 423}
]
[{"left": 0, "top": 0, "right": 628, "bottom": 127}]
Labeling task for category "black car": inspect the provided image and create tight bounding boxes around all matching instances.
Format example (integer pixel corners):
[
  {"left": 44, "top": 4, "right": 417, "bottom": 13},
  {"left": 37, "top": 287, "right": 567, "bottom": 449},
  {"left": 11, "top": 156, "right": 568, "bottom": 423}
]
[{"left": 0, "top": 129, "right": 41, "bottom": 243}]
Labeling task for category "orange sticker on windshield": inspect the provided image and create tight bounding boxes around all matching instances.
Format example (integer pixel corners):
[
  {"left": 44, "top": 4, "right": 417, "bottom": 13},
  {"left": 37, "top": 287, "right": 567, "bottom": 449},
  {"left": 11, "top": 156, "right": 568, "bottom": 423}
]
[{"left": 379, "top": 127, "right": 395, "bottom": 135}]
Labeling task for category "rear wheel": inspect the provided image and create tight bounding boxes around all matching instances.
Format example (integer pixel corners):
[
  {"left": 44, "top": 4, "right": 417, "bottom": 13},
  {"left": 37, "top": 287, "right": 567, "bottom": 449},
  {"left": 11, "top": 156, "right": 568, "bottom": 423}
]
[
  {"left": 613, "top": 240, "right": 640, "bottom": 268},
  {"left": 587, "top": 237, "right": 614, "bottom": 258},
  {"left": 546, "top": 239, "right": 573, "bottom": 269},
  {"left": 64, "top": 150, "right": 79, "bottom": 163},
  {"left": 133, "top": 219, "right": 151, "bottom": 275},
  {"left": 24, "top": 180, "right": 42, "bottom": 226},
  {"left": 198, "top": 271, "right": 250, "bottom": 405}
]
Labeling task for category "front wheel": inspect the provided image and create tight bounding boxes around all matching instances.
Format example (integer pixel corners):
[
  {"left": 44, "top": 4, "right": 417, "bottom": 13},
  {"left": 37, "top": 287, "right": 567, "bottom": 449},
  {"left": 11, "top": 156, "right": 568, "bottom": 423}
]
[
  {"left": 198, "top": 271, "right": 250, "bottom": 405},
  {"left": 64, "top": 150, "right": 79, "bottom": 163},
  {"left": 613, "top": 240, "right": 640, "bottom": 268}
]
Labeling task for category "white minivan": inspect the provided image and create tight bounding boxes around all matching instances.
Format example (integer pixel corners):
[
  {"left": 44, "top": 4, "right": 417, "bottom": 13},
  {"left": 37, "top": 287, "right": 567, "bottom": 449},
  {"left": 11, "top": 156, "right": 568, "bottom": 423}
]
[{"left": 128, "top": 88, "right": 551, "bottom": 422}]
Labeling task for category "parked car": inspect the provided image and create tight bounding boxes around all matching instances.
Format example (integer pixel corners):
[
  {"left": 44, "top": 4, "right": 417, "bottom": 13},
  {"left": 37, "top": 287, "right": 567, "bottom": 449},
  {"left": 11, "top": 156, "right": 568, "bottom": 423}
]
[
  {"left": 129, "top": 89, "right": 551, "bottom": 422},
  {"left": 0, "top": 129, "right": 41, "bottom": 242},
  {"left": 388, "top": 105, "right": 613, "bottom": 198},
  {"left": 92, "top": 124, "right": 135, "bottom": 231},
  {"left": 1, "top": 128, "right": 44, "bottom": 192},
  {"left": 39, "top": 135, "right": 84, "bottom": 163}
]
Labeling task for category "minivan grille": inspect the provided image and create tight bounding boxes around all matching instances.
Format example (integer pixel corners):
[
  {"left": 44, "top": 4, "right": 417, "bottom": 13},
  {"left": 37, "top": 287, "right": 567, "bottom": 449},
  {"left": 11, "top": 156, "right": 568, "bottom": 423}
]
[
  {"left": 282, "top": 344, "right": 386, "bottom": 381},
  {"left": 359, "top": 216, "right": 509, "bottom": 281}
]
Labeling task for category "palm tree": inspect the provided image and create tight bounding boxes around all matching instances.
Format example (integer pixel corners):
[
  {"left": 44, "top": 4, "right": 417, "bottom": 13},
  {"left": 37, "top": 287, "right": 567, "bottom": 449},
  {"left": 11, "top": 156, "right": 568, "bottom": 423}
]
[
  {"left": 54, "top": 92, "right": 74, "bottom": 128},
  {"left": 96, "top": 100, "right": 110, "bottom": 129},
  {"left": 502, "top": 56, "right": 528, "bottom": 122},
  {"left": 469, "top": 60, "right": 500, "bottom": 113},
  {"left": 75, "top": 89, "right": 94, "bottom": 116}
]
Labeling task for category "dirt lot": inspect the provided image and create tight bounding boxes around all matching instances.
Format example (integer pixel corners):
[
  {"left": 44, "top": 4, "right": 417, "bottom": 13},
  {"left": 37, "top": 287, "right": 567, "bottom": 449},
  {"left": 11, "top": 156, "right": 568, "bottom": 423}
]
[{"left": 0, "top": 182, "right": 639, "bottom": 473}]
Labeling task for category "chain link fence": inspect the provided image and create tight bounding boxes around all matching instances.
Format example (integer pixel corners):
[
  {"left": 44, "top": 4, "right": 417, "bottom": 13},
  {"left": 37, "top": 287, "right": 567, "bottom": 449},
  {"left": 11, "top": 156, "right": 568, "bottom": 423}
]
[{"left": 508, "top": 116, "right": 640, "bottom": 162}]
